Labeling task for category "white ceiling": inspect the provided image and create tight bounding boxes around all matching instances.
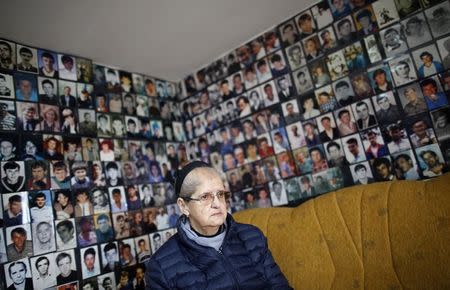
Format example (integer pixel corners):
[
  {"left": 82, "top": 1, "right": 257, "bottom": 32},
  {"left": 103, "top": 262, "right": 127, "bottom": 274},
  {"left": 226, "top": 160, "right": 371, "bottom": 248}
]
[{"left": 0, "top": 0, "right": 315, "bottom": 81}]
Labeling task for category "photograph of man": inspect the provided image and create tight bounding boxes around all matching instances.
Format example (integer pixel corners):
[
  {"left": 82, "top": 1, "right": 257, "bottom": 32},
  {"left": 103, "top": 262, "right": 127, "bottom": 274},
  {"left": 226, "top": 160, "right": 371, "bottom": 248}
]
[
  {"left": 334, "top": 107, "right": 357, "bottom": 137},
  {"left": 70, "top": 161, "right": 92, "bottom": 190},
  {"left": 14, "top": 73, "right": 38, "bottom": 102},
  {"left": 353, "top": 100, "right": 377, "bottom": 130},
  {"left": 93, "top": 214, "right": 113, "bottom": 244},
  {"left": 101, "top": 242, "right": 120, "bottom": 274},
  {"left": 3, "top": 193, "right": 29, "bottom": 227},
  {"left": 105, "top": 162, "right": 123, "bottom": 187},
  {"left": 437, "top": 36, "right": 450, "bottom": 69},
  {"left": 77, "top": 85, "right": 94, "bottom": 109},
  {"left": 354, "top": 7, "right": 378, "bottom": 36},
  {"left": 309, "top": 146, "right": 329, "bottom": 173},
  {"left": 351, "top": 162, "right": 374, "bottom": 185},
  {"left": 6, "top": 225, "right": 32, "bottom": 260},
  {"left": 431, "top": 107, "right": 450, "bottom": 143},
  {"left": 49, "top": 161, "right": 70, "bottom": 190},
  {"left": 286, "top": 43, "right": 304, "bottom": 71},
  {"left": 58, "top": 54, "right": 77, "bottom": 81},
  {"left": 58, "top": 82, "right": 77, "bottom": 107},
  {"left": 113, "top": 213, "right": 130, "bottom": 239},
  {"left": 420, "top": 77, "right": 448, "bottom": 110},
  {"left": 77, "top": 216, "right": 97, "bottom": 247},
  {"left": 372, "top": 157, "right": 397, "bottom": 181},
  {"left": 0, "top": 73, "right": 14, "bottom": 98},
  {"left": 389, "top": 56, "right": 417, "bottom": 86},
  {"left": 318, "top": 114, "right": 340, "bottom": 142},
  {"left": 329, "top": 0, "right": 352, "bottom": 19},
  {"left": 333, "top": 78, "right": 355, "bottom": 106},
  {"left": 343, "top": 135, "right": 367, "bottom": 164},
  {"left": 43, "top": 135, "right": 63, "bottom": 160},
  {"left": 53, "top": 190, "right": 74, "bottom": 220},
  {"left": 0, "top": 39, "right": 15, "bottom": 70},
  {"left": 109, "top": 187, "right": 127, "bottom": 213},
  {"left": 408, "top": 118, "right": 437, "bottom": 148},
  {"left": 362, "top": 129, "right": 388, "bottom": 160},
  {"left": 0, "top": 136, "right": 18, "bottom": 161},
  {"left": 269, "top": 180, "right": 288, "bottom": 206},
  {"left": 311, "top": 59, "right": 331, "bottom": 88},
  {"left": 269, "top": 52, "right": 289, "bottom": 78},
  {"left": 335, "top": 16, "right": 357, "bottom": 46},
  {"left": 380, "top": 25, "right": 407, "bottom": 57},
  {"left": 372, "top": 93, "right": 401, "bottom": 126},
  {"left": 393, "top": 151, "right": 420, "bottom": 180},
  {"left": 55, "top": 251, "right": 77, "bottom": 285},
  {"left": 16, "top": 45, "right": 38, "bottom": 73},
  {"left": 325, "top": 140, "right": 348, "bottom": 167},
  {"left": 31, "top": 255, "right": 56, "bottom": 289},
  {"left": 386, "top": 123, "right": 412, "bottom": 154},
  {"left": 55, "top": 219, "right": 77, "bottom": 250},
  {"left": 37, "top": 77, "right": 58, "bottom": 104},
  {"left": 351, "top": 73, "right": 373, "bottom": 99},
  {"left": 416, "top": 145, "right": 448, "bottom": 177},
  {"left": 76, "top": 57, "right": 93, "bottom": 84},
  {"left": 98, "top": 273, "right": 115, "bottom": 290},
  {"left": 303, "top": 36, "right": 323, "bottom": 61},
  {"left": 26, "top": 160, "right": 50, "bottom": 190},
  {"left": 38, "top": 50, "right": 58, "bottom": 78},
  {"left": 32, "top": 221, "right": 56, "bottom": 255},
  {"left": 369, "top": 67, "right": 393, "bottom": 94},
  {"left": 74, "top": 189, "right": 94, "bottom": 217},
  {"left": 271, "top": 128, "right": 290, "bottom": 153},
  {"left": 90, "top": 188, "right": 109, "bottom": 214},
  {"left": 5, "top": 260, "right": 33, "bottom": 290},
  {"left": 78, "top": 110, "right": 96, "bottom": 136},
  {"left": 276, "top": 75, "right": 295, "bottom": 102},
  {"left": 413, "top": 48, "right": 444, "bottom": 79},
  {"left": 279, "top": 21, "right": 300, "bottom": 47},
  {"left": 326, "top": 50, "right": 349, "bottom": 81},
  {"left": 1, "top": 161, "right": 25, "bottom": 193},
  {"left": 286, "top": 122, "right": 307, "bottom": 150},
  {"left": 425, "top": 1, "right": 450, "bottom": 38},
  {"left": 315, "top": 88, "right": 338, "bottom": 113},
  {"left": 282, "top": 101, "right": 301, "bottom": 124},
  {"left": 119, "top": 240, "right": 137, "bottom": 267},
  {"left": 401, "top": 13, "right": 432, "bottom": 49},
  {"left": 29, "top": 191, "right": 53, "bottom": 223},
  {"left": 296, "top": 11, "right": 317, "bottom": 38},
  {"left": 81, "top": 247, "right": 101, "bottom": 279},
  {"left": 299, "top": 175, "right": 316, "bottom": 198},
  {"left": 294, "top": 67, "right": 314, "bottom": 95}
]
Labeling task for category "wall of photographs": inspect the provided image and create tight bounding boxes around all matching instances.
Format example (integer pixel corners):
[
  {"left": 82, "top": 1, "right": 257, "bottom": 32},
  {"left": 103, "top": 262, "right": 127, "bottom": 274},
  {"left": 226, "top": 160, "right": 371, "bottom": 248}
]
[
  {"left": 180, "top": 0, "right": 450, "bottom": 211},
  {"left": 0, "top": 37, "right": 187, "bottom": 289}
]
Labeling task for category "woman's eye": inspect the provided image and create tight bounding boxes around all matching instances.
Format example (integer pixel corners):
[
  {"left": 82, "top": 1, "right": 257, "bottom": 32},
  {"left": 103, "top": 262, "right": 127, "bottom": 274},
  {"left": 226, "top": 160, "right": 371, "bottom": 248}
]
[{"left": 200, "top": 194, "right": 209, "bottom": 201}]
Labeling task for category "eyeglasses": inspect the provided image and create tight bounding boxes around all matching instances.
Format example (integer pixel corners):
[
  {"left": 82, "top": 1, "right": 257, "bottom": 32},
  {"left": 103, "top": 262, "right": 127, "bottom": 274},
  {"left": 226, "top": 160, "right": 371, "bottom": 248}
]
[{"left": 182, "top": 190, "right": 231, "bottom": 205}]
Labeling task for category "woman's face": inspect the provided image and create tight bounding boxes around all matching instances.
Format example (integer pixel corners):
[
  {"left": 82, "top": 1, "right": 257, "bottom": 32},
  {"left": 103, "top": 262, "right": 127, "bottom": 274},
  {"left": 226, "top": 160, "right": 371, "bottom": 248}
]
[
  {"left": 45, "top": 110, "right": 56, "bottom": 122},
  {"left": 181, "top": 170, "right": 227, "bottom": 235}
]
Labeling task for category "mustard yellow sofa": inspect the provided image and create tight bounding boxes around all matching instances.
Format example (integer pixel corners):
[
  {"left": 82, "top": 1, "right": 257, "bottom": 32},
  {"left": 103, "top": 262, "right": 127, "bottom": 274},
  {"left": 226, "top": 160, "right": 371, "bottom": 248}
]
[{"left": 233, "top": 174, "right": 450, "bottom": 289}]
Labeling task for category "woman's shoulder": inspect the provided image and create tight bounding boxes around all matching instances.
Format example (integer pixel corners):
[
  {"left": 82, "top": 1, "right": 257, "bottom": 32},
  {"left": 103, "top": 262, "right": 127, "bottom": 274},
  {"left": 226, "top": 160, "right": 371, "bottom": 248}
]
[{"left": 231, "top": 221, "right": 266, "bottom": 245}]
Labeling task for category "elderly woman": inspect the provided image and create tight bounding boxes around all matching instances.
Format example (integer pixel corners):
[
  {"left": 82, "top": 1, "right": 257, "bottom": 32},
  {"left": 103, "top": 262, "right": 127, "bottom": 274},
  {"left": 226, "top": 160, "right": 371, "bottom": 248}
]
[{"left": 145, "top": 161, "right": 291, "bottom": 289}]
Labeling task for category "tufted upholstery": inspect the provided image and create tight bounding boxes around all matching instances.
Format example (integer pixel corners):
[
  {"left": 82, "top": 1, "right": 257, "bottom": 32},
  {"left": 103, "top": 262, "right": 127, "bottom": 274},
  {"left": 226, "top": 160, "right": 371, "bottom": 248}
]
[{"left": 233, "top": 174, "right": 450, "bottom": 289}]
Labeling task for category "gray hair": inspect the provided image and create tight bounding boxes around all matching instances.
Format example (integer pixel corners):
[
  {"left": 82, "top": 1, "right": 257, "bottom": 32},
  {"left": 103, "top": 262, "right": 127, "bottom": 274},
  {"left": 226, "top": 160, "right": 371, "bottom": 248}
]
[{"left": 179, "top": 167, "right": 219, "bottom": 198}]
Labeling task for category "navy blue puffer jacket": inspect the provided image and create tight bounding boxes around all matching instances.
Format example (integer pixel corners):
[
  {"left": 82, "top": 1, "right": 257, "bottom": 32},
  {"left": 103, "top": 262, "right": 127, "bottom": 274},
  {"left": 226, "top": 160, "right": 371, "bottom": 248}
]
[{"left": 145, "top": 214, "right": 292, "bottom": 290}]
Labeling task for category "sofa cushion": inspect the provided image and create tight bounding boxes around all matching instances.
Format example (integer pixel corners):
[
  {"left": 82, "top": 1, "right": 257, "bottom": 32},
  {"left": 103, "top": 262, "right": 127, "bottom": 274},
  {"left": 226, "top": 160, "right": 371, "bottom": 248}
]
[{"left": 233, "top": 174, "right": 450, "bottom": 289}]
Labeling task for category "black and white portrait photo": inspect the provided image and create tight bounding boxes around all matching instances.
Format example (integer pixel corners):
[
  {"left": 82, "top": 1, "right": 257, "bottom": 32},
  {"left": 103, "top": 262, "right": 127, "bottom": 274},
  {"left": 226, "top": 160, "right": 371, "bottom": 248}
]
[
  {"left": 380, "top": 24, "right": 408, "bottom": 58},
  {"left": 425, "top": 1, "right": 450, "bottom": 38},
  {"left": 16, "top": 44, "right": 38, "bottom": 74},
  {"left": 0, "top": 39, "right": 16, "bottom": 70},
  {"left": 58, "top": 54, "right": 77, "bottom": 81},
  {"left": 0, "top": 100, "right": 16, "bottom": 131},
  {"left": 4, "top": 259, "right": 33, "bottom": 290},
  {"left": 32, "top": 220, "right": 56, "bottom": 255},
  {"left": 5, "top": 223, "right": 33, "bottom": 261},
  {"left": 55, "top": 249, "right": 78, "bottom": 285},
  {"left": 55, "top": 218, "right": 77, "bottom": 251},
  {"left": 401, "top": 13, "right": 432, "bottom": 49},
  {"left": 31, "top": 253, "right": 57, "bottom": 289},
  {"left": 0, "top": 72, "right": 15, "bottom": 99},
  {"left": 389, "top": 55, "right": 418, "bottom": 86},
  {"left": 81, "top": 246, "right": 101, "bottom": 279}
]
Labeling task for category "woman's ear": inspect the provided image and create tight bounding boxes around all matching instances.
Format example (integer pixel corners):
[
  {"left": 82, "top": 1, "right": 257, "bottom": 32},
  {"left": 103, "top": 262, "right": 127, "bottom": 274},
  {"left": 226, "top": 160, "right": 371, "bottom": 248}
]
[{"left": 177, "top": 197, "right": 190, "bottom": 216}]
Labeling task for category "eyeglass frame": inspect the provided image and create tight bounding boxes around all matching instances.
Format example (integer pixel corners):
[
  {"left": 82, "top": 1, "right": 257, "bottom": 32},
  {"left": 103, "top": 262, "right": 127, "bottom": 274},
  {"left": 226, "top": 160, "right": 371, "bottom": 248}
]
[{"left": 181, "top": 190, "right": 231, "bottom": 204}]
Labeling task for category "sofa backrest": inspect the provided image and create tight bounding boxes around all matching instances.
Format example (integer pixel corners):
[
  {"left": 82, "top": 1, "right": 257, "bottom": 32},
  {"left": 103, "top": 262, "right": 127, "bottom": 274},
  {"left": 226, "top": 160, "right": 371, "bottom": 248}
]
[{"left": 233, "top": 174, "right": 450, "bottom": 289}]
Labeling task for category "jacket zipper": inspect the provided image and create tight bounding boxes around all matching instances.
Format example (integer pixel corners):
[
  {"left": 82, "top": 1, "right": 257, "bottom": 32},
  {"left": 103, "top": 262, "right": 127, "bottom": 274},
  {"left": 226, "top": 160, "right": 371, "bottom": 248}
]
[{"left": 218, "top": 246, "right": 240, "bottom": 290}]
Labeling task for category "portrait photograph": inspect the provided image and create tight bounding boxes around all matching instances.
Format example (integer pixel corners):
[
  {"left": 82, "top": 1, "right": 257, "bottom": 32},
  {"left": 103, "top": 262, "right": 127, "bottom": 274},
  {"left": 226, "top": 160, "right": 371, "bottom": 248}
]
[
  {"left": 420, "top": 75, "right": 448, "bottom": 110},
  {"left": 25, "top": 159, "right": 50, "bottom": 190},
  {"left": 401, "top": 12, "right": 432, "bottom": 49},
  {"left": 349, "top": 161, "right": 374, "bottom": 185},
  {"left": 328, "top": 0, "right": 352, "bottom": 19},
  {"left": 76, "top": 57, "right": 93, "bottom": 83},
  {"left": 37, "top": 49, "right": 58, "bottom": 79},
  {"left": 302, "top": 34, "right": 323, "bottom": 62},
  {"left": 343, "top": 41, "right": 367, "bottom": 71},
  {"left": 30, "top": 253, "right": 57, "bottom": 289},
  {"left": 119, "top": 70, "right": 134, "bottom": 94},
  {"left": 98, "top": 272, "right": 116, "bottom": 290},
  {"left": 135, "top": 235, "right": 152, "bottom": 263},
  {"left": 431, "top": 106, "right": 450, "bottom": 144},
  {"left": 370, "top": 156, "right": 397, "bottom": 182},
  {"left": 0, "top": 39, "right": 16, "bottom": 70},
  {"left": 54, "top": 249, "right": 78, "bottom": 285},
  {"left": 310, "top": 58, "right": 331, "bottom": 88},
  {"left": 316, "top": 112, "right": 340, "bottom": 142},
  {"left": 424, "top": 1, "right": 450, "bottom": 38},
  {"left": 276, "top": 151, "right": 297, "bottom": 178},
  {"left": 285, "top": 42, "right": 305, "bottom": 71},
  {"left": 263, "top": 29, "right": 281, "bottom": 54},
  {"left": 411, "top": 44, "right": 444, "bottom": 79},
  {"left": 0, "top": 71, "right": 15, "bottom": 99},
  {"left": 392, "top": 149, "right": 421, "bottom": 180},
  {"left": 80, "top": 246, "right": 101, "bottom": 279},
  {"left": 286, "top": 121, "right": 307, "bottom": 150},
  {"left": 269, "top": 180, "right": 288, "bottom": 206},
  {"left": 372, "top": 0, "right": 400, "bottom": 28},
  {"left": 311, "top": 170, "right": 331, "bottom": 194},
  {"left": 334, "top": 15, "right": 357, "bottom": 46},
  {"left": 76, "top": 216, "right": 97, "bottom": 247},
  {"left": 341, "top": 133, "right": 367, "bottom": 164},
  {"left": 314, "top": 84, "right": 338, "bottom": 113},
  {"left": 93, "top": 64, "right": 107, "bottom": 93},
  {"left": 396, "top": 82, "right": 428, "bottom": 117},
  {"left": 0, "top": 133, "right": 20, "bottom": 161},
  {"left": 37, "top": 76, "right": 58, "bottom": 105},
  {"left": 318, "top": 26, "right": 338, "bottom": 51},
  {"left": 360, "top": 127, "right": 389, "bottom": 160},
  {"left": 295, "top": 10, "right": 317, "bottom": 39},
  {"left": 16, "top": 44, "right": 38, "bottom": 74},
  {"left": 38, "top": 104, "right": 60, "bottom": 133},
  {"left": 58, "top": 80, "right": 77, "bottom": 108},
  {"left": 332, "top": 77, "right": 355, "bottom": 106},
  {"left": 326, "top": 50, "right": 349, "bottom": 81},
  {"left": 108, "top": 185, "right": 127, "bottom": 213},
  {"left": 364, "top": 34, "right": 383, "bottom": 64},
  {"left": 394, "top": 0, "right": 420, "bottom": 18},
  {"left": 311, "top": 1, "right": 334, "bottom": 29},
  {"left": 4, "top": 258, "right": 33, "bottom": 289},
  {"left": 293, "top": 66, "right": 314, "bottom": 95},
  {"left": 58, "top": 54, "right": 77, "bottom": 81},
  {"left": 404, "top": 114, "right": 438, "bottom": 149},
  {"left": 32, "top": 219, "right": 56, "bottom": 255},
  {"left": 29, "top": 189, "right": 53, "bottom": 223},
  {"left": 3, "top": 190, "right": 30, "bottom": 228},
  {"left": 334, "top": 105, "right": 358, "bottom": 137},
  {"left": 353, "top": 5, "right": 378, "bottom": 37},
  {"left": 227, "top": 168, "right": 243, "bottom": 192},
  {"left": 5, "top": 223, "right": 33, "bottom": 261},
  {"left": 132, "top": 73, "right": 145, "bottom": 95},
  {"left": 367, "top": 65, "right": 393, "bottom": 94},
  {"left": 388, "top": 54, "right": 418, "bottom": 87},
  {"left": 436, "top": 36, "right": 450, "bottom": 70},
  {"left": 104, "top": 67, "right": 120, "bottom": 92},
  {"left": 415, "top": 143, "right": 447, "bottom": 178},
  {"left": 76, "top": 83, "right": 94, "bottom": 109},
  {"left": 350, "top": 72, "right": 373, "bottom": 98},
  {"left": 0, "top": 99, "right": 16, "bottom": 131},
  {"left": 14, "top": 72, "right": 38, "bottom": 102},
  {"left": 268, "top": 50, "right": 289, "bottom": 78},
  {"left": 371, "top": 91, "right": 402, "bottom": 126}
]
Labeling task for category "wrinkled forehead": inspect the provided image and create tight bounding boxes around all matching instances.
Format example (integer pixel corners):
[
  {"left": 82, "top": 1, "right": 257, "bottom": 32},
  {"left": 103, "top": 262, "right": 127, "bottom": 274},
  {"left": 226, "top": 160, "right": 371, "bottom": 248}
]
[{"left": 188, "top": 168, "right": 224, "bottom": 191}]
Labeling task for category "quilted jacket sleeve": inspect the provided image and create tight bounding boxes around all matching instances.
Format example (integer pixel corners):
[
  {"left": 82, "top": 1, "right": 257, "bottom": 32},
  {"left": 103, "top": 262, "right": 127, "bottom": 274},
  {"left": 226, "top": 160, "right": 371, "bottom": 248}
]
[
  {"left": 260, "top": 233, "right": 293, "bottom": 290},
  {"left": 145, "top": 258, "right": 170, "bottom": 290}
]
